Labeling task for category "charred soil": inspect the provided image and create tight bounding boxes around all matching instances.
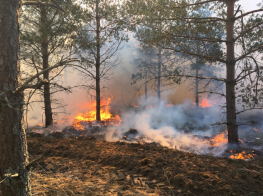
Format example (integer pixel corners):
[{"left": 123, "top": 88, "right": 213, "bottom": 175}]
[{"left": 24, "top": 136, "right": 263, "bottom": 195}]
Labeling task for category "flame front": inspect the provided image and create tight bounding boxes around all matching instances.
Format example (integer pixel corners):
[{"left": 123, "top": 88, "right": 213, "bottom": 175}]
[
  {"left": 230, "top": 151, "right": 256, "bottom": 160},
  {"left": 199, "top": 98, "right": 215, "bottom": 108},
  {"left": 208, "top": 131, "right": 256, "bottom": 159},
  {"left": 73, "top": 98, "right": 121, "bottom": 129},
  {"left": 210, "top": 130, "right": 228, "bottom": 147}
]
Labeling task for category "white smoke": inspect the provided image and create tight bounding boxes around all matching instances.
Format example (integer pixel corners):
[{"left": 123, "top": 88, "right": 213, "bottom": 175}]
[{"left": 105, "top": 97, "right": 228, "bottom": 156}]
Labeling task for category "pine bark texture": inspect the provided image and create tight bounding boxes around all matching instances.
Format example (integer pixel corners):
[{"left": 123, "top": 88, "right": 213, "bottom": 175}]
[
  {"left": 226, "top": 0, "right": 238, "bottom": 143},
  {"left": 41, "top": 5, "right": 53, "bottom": 127},
  {"left": 0, "top": 0, "right": 31, "bottom": 195}
]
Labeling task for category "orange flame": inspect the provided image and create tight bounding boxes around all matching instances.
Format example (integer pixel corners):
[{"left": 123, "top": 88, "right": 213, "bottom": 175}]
[
  {"left": 131, "top": 103, "right": 138, "bottom": 108},
  {"left": 73, "top": 98, "right": 121, "bottom": 130},
  {"left": 199, "top": 98, "right": 215, "bottom": 108},
  {"left": 210, "top": 130, "right": 228, "bottom": 147},
  {"left": 230, "top": 151, "right": 255, "bottom": 160},
  {"left": 166, "top": 102, "right": 172, "bottom": 107},
  {"left": 145, "top": 105, "right": 157, "bottom": 109},
  {"left": 253, "top": 128, "right": 261, "bottom": 133}
]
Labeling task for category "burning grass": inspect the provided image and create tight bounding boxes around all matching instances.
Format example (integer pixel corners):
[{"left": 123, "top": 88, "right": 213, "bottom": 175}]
[{"left": 26, "top": 136, "right": 263, "bottom": 196}]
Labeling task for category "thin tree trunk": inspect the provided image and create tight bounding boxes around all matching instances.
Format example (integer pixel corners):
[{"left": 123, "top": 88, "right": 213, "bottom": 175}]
[
  {"left": 0, "top": 0, "right": 31, "bottom": 195},
  {"left": 41, "top": 5, "right": 53, "bottom": 127},
  {"left": 195, "top": 68, "right": 199, "bottom": 108},
  {"left": 226, "top": 0, "right": 238, "bottom": 144},
  {"left": 157, "top": 47, "right": 161, "bottom": 105},
  {"left": 145, "top": 64, "right": 148, "bottom": 103},
  {"left": 95, "top": 0, "right": 101, "bottom": 122}
]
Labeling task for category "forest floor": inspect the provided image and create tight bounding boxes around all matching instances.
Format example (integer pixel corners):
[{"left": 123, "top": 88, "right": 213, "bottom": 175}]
[{"left": 26, "top": 136, "right": 263, "bottom": 196}]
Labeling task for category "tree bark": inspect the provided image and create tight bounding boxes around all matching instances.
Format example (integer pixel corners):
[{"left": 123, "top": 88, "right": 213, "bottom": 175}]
[
  {"left": 226, "top": 0, "right": 238, "bottom": 143},
  {"left": 41, "top": 5, "right": 53, "bottom": 127},
  {"left": 0, "top": 0, "right": 31, "bottom": 195},
  {"left": 95, "top": 0, "right": 101, "bottom": 122},
  {"left": 195, "top": 67, "right": 199, "bottom": 108},
  {"left": 157, "top": 47, "right": 161, "bottom": 105}
]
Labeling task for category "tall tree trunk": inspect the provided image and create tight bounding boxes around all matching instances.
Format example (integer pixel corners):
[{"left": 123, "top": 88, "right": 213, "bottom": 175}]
[
  {"left": 195, "top": 68, "right": 199, "bottom": 108},
  {"left": 41, "top": 5, "right": 53, "bottom": 127},
  {"left": 0, "top": 0, "right": 31, "bottom": 195},
  {"left": 157, "top": 47, "right": 161, "bottom": 105},
  {"left": 95, "top": 0, "right": 101, "bottom": 122},
  {"left": 145, "top": 64, "right": 148, "bottom": 103},
  {"left": 226, "top": 0, "right": 238, "bottom": 144}
]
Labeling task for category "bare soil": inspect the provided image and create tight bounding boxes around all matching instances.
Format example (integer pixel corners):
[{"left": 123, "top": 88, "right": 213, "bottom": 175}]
[{"left": 25, "top": 136, "right": 263, "bottom": 195}]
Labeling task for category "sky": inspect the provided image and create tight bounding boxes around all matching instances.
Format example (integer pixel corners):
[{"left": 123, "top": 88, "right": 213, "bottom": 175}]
[{"left": 239, "top": 0, "right": 262, "bottom": 11}]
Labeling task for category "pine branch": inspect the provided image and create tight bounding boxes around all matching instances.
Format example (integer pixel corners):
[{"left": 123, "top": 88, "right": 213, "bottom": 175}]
[
  {"left": 234, "top": 20, "right": 263, "bottom": 42},
  {"left": 168, "top": 0, "right": 225, "bottom": 9},
  {"left": 236, "top": 44, "right": 263, "bottom": 62},
  {"left": 198, "top": 91, "right": 226, "bottom": 97},
  {"left": 71, "top": 64, "right": 96, "bottom": 79},
  {"left": 236, "top": 107, "right": 263, "bottom": 115},
  {"left": 158, "top": 44, "right": 226, "bottom": 63},
  {"left": 147, "top": 17, "right": 226, "bottom": 22},
  {"left": 234, "top": 8, "right": 263, "bottom": 21},
  {"left": 165, "top": 74, "right": 225, "bottom": 82},
  {"left": 14, "top": 58, "right": 79, "bottom": 94},
  {"left": 22, "top": 1, "right": 65, "bottom": 12},
  {"left": 152, "top": 34, "right": 226, "bottom": 43}
]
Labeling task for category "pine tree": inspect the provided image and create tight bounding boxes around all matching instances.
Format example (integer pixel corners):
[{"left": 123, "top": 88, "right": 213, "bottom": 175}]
[
  {"left": 75, "top": 0, "right": 128, "bottom": 122},
  {"left": 21, "top": 0, "right": 83, "bottom": 127},
  {"left": 126, "top": 0, "right": 263, "bottom": 144}
]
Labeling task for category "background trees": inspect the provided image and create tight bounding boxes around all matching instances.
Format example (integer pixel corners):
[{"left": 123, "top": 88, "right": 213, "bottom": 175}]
[
  {"left": 131, "top": 43, "right": 183, "bottom": 104},
  {"left": 1, "top": 0, "right": 263, "bottom": 195},
  {"left": 125, "top": 0, "right": 263, "bottom": 144},
  {"left": 21, "top": 0, "right": 83, "bottom": 127}
]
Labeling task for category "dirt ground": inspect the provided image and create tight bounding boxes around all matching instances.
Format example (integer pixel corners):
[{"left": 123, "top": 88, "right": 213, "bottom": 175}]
[{"left": 24, "top": 136, "right": 263, "bottom": 196}]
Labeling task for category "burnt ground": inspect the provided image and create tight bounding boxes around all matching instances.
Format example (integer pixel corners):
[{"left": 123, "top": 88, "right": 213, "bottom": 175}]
[{"left": 25, "top": 136, "right": 263, "bottom": 196}]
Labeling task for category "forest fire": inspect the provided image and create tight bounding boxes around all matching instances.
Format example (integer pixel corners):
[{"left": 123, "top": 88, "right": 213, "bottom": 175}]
[
  {"left": 206, "top": 131, "right": 258, "bottom": 160},
  {"left": 209, "top": 130, "right": 228, "bottom": 147},
  {"left": 31, "top": 101, "right": 262, "bottom": 161},
  {"left": 72, "top": 98, "right": 121, "bottom": 130},
  {"left": 230, "top": 151, "right": 256, "bottom": 160},
  {"left": 193, "top": 98, "right": 216, "bottom": 108}
]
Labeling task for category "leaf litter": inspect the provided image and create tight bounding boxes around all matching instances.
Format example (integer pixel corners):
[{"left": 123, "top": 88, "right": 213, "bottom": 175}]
[{"left": 26, "top": 136, "right": 263, "bottom": 196}]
